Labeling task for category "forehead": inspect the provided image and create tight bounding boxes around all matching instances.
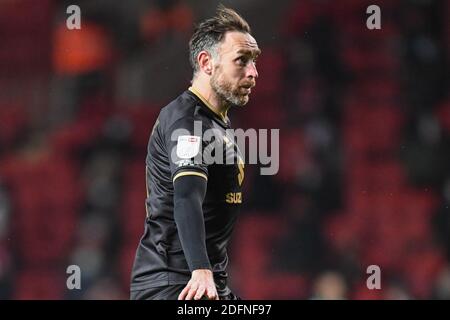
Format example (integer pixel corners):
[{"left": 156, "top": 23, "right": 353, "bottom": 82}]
[{"left": 219, "top": 31, "right": 260, "bottom": 56}]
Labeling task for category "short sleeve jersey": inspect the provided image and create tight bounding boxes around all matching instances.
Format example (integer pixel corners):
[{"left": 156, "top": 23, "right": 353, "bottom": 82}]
[{"left": 130, "top": 88, "right": 244, "bottom": 290}]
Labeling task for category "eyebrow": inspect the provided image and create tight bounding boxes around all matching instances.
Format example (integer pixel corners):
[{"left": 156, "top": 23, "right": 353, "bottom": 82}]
[{"left": 236, "top": 48, "right": 261, "bottom": 57}]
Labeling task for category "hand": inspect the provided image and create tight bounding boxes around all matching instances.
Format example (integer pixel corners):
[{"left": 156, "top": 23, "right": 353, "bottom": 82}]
[{"left": 178, "top": 269, "right": 219, "bottom": 300}]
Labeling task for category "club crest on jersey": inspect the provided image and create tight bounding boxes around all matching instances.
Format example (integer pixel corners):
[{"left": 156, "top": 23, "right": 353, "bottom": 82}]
[{"left": 176, "top": 135, "right": 201, "bottom": 159}]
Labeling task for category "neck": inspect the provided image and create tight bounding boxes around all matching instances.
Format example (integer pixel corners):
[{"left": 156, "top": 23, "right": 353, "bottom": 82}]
[{"left": 190, "top": 78, "right": 229, "bottom": 121}]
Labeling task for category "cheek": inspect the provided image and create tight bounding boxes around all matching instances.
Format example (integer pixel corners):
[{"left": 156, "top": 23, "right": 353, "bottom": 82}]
[
  {"left": 215, "top": 64, "right": 242, "bottom": 87},
  {"left": 231, "top": 65, "right": 245, "bottom": 78},
  {"left": 227, "top": 69, "right": 245, "bottom": 87},
  {"left": 221, "top": 61, "right": 242, "bottom": 79},
  {"left": 218, "top": 70, "right": 237, "bottom": 85}
]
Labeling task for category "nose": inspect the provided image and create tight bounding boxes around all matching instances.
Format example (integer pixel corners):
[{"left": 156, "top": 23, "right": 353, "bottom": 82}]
[{"left": 246, "top": 62, "right": 258, "bottom": 80}]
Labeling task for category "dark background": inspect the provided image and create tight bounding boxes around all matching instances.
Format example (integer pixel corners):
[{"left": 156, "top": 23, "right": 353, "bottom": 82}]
[{"left": 0, "top": 0, "right": 449, "bottom": 299}]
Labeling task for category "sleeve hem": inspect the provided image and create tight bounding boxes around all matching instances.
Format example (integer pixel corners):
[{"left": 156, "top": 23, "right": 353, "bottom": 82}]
[
  {"left": 190, "top": 263, "right": 213, "bottom": 271},
  {"left": 173, "top": 170, "right": 208, "bottom": 183}
]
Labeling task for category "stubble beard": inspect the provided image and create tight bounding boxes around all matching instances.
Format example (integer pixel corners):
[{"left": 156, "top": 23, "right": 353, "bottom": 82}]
[{"left": 210, "top": 68, "right": 249, "bottom": 108}]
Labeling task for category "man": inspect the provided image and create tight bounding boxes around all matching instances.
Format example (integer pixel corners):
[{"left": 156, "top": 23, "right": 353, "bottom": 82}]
[{"left": 130, "top": 5, "right": 260, "bottom": 300}]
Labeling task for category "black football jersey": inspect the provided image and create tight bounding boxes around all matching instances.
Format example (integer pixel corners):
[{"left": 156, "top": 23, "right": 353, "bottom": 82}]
[{"left": 130, "top": 88, "right": 244, "bottom": 291}]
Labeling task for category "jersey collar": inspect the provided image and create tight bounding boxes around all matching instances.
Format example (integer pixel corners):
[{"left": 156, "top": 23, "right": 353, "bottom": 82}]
[{"left": 188, "top": 87, "right": 230, "bottom": 127}]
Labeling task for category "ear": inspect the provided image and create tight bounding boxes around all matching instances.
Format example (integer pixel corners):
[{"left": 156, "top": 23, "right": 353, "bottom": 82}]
[{"left": 197, "top": 51, "right": 213, "bottom": 75}]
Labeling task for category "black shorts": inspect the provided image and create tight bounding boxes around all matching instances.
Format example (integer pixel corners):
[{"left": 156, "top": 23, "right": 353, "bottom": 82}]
[{"left": 130, "top": 284, "right": 241, "bottom": 300}]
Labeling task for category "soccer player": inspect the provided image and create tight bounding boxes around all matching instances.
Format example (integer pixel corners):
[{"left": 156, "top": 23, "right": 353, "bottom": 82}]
[{"left": 130, "top": 5, "right": 260, "bottom": 300}]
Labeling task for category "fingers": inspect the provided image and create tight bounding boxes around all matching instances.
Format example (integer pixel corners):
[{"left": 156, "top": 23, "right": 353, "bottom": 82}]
[
  {"left": 205, "top": 287, "right": 219, "bottom": 300},
  {"left": 178, "top": 283, "right": 219, "bottom": 300},
  {"left": 194, "top": 287, "right": 206, "bottom": 300},
  {"left": 178, "top": 283, "right": 203, "bottom": 300},
  {"left": 185, "top": 285, "right": 198, "bottom": 300},
  {"left": 178, "top": 284, "right": 190, "bottom": 300}
]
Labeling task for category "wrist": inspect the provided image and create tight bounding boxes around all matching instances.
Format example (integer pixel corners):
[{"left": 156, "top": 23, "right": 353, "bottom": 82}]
[
  {"left": 190, "top": 261, "right": 212, "bottom": 271},
  {"left": 192, "top": 269, "right": 213, "bottom": 276}
]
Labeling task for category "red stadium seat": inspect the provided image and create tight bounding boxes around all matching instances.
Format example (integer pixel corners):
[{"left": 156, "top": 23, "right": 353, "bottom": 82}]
[
  {"left": 231, "top": 214, "right": 299, "bottom": 299},
  {"left": 118, "top": 242, "right": 139, "bottom": 291},
  {"left": 120, "top": 160, "right": 147, "bottom": 239},
  {"left": 13, "top": 269, "right": 64, "bottom": 300},
  {"left": 351, "top": 281, "right": 383, "bottom": 300},
  {"left": 402, "top": 248, "right": 445, "bottom": 299}
]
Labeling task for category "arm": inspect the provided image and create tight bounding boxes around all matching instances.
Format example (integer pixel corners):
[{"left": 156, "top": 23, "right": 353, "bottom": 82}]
[{"left": 173, "top": 174, "right": 218, "bottom": 300}]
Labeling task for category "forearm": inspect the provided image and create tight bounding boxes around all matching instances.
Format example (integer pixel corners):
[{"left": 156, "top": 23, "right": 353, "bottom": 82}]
[{"left": 173, "top": 174, "right": 211, "bottom": 271}]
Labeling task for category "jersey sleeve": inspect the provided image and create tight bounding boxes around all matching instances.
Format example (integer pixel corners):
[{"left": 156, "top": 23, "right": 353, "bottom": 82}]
[
  {"left": 164, "top": 116, "right": 211, "bottom": 183},
  {"left": 173, "top": 174, "right": 211, "bottom": 271}
]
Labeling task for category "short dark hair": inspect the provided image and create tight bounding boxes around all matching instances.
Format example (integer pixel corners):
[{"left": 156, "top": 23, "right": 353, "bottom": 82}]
[{"left": 189, "top": 5, "right": 251, "bottom": 75}]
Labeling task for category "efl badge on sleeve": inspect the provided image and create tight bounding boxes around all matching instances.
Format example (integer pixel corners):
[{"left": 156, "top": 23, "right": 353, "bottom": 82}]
[{"left": 176, "top": 135, "right": 201, "bottom": 159}]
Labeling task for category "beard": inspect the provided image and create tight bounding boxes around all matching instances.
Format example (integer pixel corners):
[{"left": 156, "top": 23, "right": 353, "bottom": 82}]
[{"left": 210, "top": 69, "right": 250, "bottom": 108}]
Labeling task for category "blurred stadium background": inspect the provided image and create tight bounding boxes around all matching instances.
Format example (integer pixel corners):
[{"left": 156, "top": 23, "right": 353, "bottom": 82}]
[{"left": 0, "top": 0, "right": 449, "bottom": 299}]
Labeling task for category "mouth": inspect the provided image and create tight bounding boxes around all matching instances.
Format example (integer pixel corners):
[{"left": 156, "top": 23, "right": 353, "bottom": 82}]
[
  {"left": 240, "top": 87, "right": 251, "bottom": 95},
  {"left": 240, "top": 84, "right": 254, "bottom": 95}
]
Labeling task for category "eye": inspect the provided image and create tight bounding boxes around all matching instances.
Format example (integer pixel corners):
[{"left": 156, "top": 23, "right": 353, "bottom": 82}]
[{"left": 236, "top": 56, "right": 248, "bottom": 66}]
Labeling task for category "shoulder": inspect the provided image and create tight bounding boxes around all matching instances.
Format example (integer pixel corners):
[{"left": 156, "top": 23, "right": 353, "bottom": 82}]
[
  {"left": 159, "top": 91, "right": 198, "bottom": 125},
  {"left": 159, "top": 90, "right": 211, "bottom": 134}
]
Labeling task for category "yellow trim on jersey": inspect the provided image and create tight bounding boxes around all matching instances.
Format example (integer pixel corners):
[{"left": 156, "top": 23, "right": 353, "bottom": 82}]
[
  {"left": 173, "top": 171, "right": 208, "bottom": 183},
  {"left": 188, "top": 86, "right": 228, "bottom": 122},
  {"left": 237, "top": 157, "right": 245, "bottom": 187}
]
